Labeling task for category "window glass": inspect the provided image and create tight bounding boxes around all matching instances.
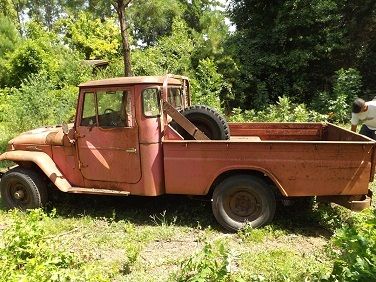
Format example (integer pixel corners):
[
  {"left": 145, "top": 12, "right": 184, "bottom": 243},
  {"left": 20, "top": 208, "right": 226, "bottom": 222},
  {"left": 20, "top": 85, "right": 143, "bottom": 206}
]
[
  {"left": 168, "top": 88, "right": 182, "bottom": 108},
  {"left": 142, "top": 88, "right": 160, "bottom": 117},
  {"left": 81, "top": 92, "right": 96, "bottom": 126},
  {"left": 97, "top": 90, "right": 128, "bottom": 127}
]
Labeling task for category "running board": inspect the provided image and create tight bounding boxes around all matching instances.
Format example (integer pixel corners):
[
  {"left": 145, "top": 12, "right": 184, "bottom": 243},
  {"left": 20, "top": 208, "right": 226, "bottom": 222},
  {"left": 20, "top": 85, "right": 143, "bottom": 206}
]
[{"left": 68, "top": 187, "right": 130, "bottom": 196}]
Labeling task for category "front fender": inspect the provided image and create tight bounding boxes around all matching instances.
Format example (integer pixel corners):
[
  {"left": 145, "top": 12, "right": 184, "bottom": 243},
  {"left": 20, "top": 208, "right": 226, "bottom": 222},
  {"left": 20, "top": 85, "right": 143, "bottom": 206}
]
[{"left": 0, "top": 150, "right": 72, "bottom": 192}]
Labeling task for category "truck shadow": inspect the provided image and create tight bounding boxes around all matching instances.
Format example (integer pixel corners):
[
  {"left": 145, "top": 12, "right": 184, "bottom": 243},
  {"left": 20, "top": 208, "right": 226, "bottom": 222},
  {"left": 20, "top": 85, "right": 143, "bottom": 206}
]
[
  {"left": 42, "top": 192, "right": 335, "bottom": 238},
  {"left": 0, "top": 192, "right": 337, "bottom": 238}
]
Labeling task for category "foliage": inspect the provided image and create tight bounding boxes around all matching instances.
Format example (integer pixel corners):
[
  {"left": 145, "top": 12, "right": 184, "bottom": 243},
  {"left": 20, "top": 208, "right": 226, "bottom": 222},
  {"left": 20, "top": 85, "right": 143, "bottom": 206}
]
[
  {"left": 179, "top": 0, "right": 222, "bottom": 32},
  {"left": 311, "top": 68, "right": 362, "bottom": 123},
  {"left": 0, "top": 19, "right": 92, "bottom": 89},
  {"left": 3, "top": 74, "right": 77, "bottom": 132},
  {"left": 227, "top": 0, "right": 376, "bottom": 110},
  {"left": 128, "top": 0, "right": 183, "bottom": 46},
  {"left": 327, "top": 209, "right": 376, "bottom": 281},
  {"left": 172, "top": 240, "right": 240, "bottom": 282},
  {"left": 132, "top": 19, "right": 194, "bottom": 76},
  {"left": 0, "top": 209, "right": 78, "bottom": 282},
  {"left": 0, "top": 39, "right": 56, "bottom": 87},
  {"left": 25, "top": 0, "right": 63, "bottom": 30},
  {"left": 329, "top": 68, "right": 362, "bottom": 123},
  {"left": 0, "top": 14, "right": 20, "bottom": 56},
  {"left": 229, "top": 96, "right": 328, "bottom": 122},
  {"left": 57, "top": 12, "right": 120, "bottom": 60},
  {"left": 191, "top": 58, "right": 223, "bottom": 110},
  {"left": 333, "top": 68, "right": 362, "bottom": 104}
]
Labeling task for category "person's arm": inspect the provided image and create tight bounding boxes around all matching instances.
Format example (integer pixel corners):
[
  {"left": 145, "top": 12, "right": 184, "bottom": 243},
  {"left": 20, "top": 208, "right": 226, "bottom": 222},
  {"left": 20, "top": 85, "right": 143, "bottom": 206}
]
[{"left": 350, "top": 113, "right": 359, "bottom": 132}]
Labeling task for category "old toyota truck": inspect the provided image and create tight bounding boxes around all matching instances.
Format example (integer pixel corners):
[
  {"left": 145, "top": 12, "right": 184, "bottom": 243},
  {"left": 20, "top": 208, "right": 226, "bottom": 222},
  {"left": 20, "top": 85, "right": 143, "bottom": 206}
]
[{"left": 0, "top": 75, "right": 374, "bottom": 231}]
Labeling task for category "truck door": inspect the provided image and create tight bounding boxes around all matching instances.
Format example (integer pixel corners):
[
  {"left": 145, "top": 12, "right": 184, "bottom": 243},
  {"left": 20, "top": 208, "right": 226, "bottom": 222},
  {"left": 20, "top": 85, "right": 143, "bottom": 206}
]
[{"left": 76, "top": 88, "right": 141, "bottom": 184}]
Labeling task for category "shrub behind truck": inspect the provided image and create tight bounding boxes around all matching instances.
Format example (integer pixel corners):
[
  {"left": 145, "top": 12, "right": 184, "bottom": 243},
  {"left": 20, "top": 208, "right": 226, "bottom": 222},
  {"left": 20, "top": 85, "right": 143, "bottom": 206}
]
[{"left": 0, "top": 75, "right": 373, "bottom": 231}]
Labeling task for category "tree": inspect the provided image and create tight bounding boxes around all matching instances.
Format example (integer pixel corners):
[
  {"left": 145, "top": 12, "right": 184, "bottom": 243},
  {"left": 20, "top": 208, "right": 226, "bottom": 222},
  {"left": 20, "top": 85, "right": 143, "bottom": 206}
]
[
  {"left": 57, "top": 12, "right": 120, "bottom": 60},
  {"left": 113, "top": 0, "right": 132, "bottom": 76},
  {"left": 25, "top": 0, "right": 63, "bottom": 30},
  {"left": 128, "top": 0, "right": 183, "bottom": 47},
  {"left": 0, "top": 0, "right": 27, "bottom": 34},
  {"left": 179, "top": 0, "right": 221, "bottom": 32},
  {"left": 0, "top": 14, "right": 20, "bottom": 56},
  {"left": 227, "top": 0, "right": 376, "bottom": 110}
]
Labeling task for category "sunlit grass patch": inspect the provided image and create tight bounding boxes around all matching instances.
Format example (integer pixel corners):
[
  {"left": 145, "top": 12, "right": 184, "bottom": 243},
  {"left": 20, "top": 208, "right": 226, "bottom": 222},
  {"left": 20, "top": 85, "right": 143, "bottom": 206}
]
[{"left": 239, "top": 248, "right": 331, "bottom": 281}]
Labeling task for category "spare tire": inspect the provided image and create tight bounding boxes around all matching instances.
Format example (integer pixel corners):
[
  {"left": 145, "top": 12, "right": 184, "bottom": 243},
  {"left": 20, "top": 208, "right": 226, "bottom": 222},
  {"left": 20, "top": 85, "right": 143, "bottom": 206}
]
[{"left": 171, "top": 105, "right": 230, "bottom": 140}]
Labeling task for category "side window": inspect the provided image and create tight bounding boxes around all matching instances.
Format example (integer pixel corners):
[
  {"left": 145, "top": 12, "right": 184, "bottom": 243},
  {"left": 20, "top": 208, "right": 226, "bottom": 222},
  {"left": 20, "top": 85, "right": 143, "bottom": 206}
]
[
  {"left": 168, "top": 88, "right": 182, "bottom": 109},
  {"left": 80, "top": 90, "right": 133, "bottom": 128},
  {"left": 81, "top": 92, "right": 96, "bottom": 126},
  {"left": 97, "top": 90, "right": 128, "bottom": 127},
  {"left": 142, "top": 88, "right": 160, "bottom": 117}
]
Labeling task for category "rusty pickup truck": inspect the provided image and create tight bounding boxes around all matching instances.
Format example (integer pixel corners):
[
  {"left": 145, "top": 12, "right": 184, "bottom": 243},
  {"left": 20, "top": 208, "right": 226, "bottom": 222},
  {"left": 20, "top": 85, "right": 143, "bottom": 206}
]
[{"left": 0, "top": 75, "right": 374, "bottom": 231}]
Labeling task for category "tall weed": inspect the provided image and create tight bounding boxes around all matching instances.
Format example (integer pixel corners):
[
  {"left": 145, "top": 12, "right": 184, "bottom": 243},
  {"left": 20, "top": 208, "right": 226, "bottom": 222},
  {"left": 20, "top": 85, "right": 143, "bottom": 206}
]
[{"left": 172, "top": 240, "right": 240, "bottom": 282}]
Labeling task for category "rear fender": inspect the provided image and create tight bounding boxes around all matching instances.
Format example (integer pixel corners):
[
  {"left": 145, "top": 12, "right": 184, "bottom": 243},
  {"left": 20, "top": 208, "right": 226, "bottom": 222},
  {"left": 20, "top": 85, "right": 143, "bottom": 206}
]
[
  {"left": 208, "top": 166, "right": 288, "bottom": 197},
  {"left": 0, "top": 150, "right": 72, "bottom": 192}
]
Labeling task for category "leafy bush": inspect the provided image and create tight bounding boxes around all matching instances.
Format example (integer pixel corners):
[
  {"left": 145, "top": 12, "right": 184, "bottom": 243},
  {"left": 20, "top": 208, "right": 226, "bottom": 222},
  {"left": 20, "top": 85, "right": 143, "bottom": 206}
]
[
  {"left": 229, "top": 96, "right": 328, "bottom": 122},
  {"left": 132, "top": 18, "right": 194, "bottom": 76},
  {"left": 4, "top": 74, "right": 77, "bottom": 132},
  {"left": 311, "top": 68, "right": 362, "bottom": 123},
  {"left": 327, "top": 209, "right": 376, "bottom": 281},
  {"left": 190, "top": 58, "right": 223, "bottom": 111},
  {"left": 0, "top": 209, "right": 78, "bottom": 282},
  {"left": 1, "top": 40, "right": 52, "bottom": 87},
  {"left": 333, "top": 68, "right": 362, "bottom": 104}
]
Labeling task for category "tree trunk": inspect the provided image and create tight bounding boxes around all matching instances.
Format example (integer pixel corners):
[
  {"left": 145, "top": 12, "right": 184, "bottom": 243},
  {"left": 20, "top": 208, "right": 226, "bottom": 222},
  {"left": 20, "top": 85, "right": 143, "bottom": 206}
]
[{"left": 115, "top": 0, "right": 132, "bottom": 77}]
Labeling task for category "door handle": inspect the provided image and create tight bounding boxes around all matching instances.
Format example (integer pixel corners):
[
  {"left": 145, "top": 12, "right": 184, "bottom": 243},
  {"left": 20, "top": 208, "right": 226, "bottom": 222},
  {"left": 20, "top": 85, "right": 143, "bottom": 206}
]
[{"left": 126, "top": 148, "right": 137, "bottom": 153}]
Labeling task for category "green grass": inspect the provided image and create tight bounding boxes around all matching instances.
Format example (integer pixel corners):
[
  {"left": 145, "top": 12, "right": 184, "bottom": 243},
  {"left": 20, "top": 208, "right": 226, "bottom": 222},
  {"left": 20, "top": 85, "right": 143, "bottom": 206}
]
[{"left": 0, "top": 193, "right": 348, "bottom": 282}]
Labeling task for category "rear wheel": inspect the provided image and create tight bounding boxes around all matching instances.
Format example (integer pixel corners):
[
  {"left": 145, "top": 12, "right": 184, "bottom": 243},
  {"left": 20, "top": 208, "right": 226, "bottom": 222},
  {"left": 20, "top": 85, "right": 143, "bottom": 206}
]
[
  {"left": 171, "top": 105, "right": 230, "bottom": 140},
  {"left": 0, "top": 167, "right": 47, "bottom": 210},
  {"left": 212, "top": 175, "right": 276, "bottom": 232}
]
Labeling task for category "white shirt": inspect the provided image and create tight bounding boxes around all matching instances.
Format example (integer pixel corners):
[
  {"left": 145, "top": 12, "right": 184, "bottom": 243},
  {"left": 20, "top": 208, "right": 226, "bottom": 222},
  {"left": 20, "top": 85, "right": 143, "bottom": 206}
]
[{"left": 351, "top": 100, "right": 376, "bottom": 130}]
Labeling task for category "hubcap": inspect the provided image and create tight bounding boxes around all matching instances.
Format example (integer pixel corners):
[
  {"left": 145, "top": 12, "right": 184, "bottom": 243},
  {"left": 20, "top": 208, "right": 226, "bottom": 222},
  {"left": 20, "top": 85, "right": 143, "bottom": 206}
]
[
  {"left": 229, "top": 191, "right": 260, "bottom": 217},
  {"left": 14, "top": 190, "right": 25, "bottom": 200}
]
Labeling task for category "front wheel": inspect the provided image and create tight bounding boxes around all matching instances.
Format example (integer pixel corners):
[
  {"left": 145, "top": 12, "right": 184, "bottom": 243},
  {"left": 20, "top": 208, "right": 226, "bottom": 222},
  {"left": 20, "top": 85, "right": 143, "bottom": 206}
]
[
  {"left": 212, "top": 175, "right": 276, "bottom": 232},
  {"left": 0, "top": 167, "right": 47, "bottom": 210}
]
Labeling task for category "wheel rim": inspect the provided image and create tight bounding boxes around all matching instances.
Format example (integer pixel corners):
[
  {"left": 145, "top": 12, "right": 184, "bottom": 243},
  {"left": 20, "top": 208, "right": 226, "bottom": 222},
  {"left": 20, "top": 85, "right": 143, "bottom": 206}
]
[
  {"left": 7, "top": 179, "right": 31, "bottom": 207},
  {"left": 224, "top": 189, "right": 262, "bottom": 222}
]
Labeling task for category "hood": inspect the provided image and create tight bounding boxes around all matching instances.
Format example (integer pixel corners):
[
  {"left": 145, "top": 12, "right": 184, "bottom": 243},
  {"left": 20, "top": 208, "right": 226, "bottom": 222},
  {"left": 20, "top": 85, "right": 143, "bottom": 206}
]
[{"left": 9, "top": 124, "right": 73, "bottom": 146}]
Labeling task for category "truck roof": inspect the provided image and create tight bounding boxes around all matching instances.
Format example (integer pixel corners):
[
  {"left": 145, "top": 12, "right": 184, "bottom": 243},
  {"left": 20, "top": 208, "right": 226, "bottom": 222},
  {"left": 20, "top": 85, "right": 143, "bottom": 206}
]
[{"left": 79, "top": 76, "right": 182, "bottom": 88}]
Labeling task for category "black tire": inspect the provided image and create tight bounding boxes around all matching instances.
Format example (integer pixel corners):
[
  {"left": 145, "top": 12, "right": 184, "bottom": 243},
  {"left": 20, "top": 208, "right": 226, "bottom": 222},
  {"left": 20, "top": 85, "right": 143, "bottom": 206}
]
[
  {"left": 171, "top": 105, "right": 230, "bottom": 140},
  {"left": 212, "top": 175, "right": 276, "bottom": 232},
  {"left": 0, "top": 167, "right": 47, "bottom": 210}
]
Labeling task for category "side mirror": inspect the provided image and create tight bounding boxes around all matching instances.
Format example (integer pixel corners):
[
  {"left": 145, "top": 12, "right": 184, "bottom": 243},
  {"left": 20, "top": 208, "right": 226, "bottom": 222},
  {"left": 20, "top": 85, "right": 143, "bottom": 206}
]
[{"left": 62, "top": 123, "right": 69, "bottom": 135}]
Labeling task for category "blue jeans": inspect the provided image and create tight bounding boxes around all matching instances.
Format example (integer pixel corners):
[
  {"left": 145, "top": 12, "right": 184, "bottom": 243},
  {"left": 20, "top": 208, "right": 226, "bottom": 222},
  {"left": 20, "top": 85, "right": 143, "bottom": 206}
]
[{"left": 359, "top": 124, "right": 376, "bottom": 140}]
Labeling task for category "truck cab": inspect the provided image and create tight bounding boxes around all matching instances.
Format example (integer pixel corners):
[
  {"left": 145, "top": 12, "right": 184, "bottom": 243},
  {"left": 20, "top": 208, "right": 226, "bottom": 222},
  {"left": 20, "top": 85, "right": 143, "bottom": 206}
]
[{"left": 0, "top": 75, "right": 189, "bottom": 200}]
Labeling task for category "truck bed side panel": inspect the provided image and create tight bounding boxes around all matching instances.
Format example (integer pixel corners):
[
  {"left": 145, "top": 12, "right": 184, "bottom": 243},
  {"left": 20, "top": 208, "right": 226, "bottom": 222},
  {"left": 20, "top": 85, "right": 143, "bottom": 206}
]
[{"left": 163, "top": 141, "right": 373, "bottom": 197}]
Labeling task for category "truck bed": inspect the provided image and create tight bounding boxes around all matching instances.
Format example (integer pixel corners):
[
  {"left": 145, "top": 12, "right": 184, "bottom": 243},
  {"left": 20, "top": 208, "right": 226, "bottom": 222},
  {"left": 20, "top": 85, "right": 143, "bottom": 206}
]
[{"left": 163, "top": 122, "right": 375, "bottom": 198}]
